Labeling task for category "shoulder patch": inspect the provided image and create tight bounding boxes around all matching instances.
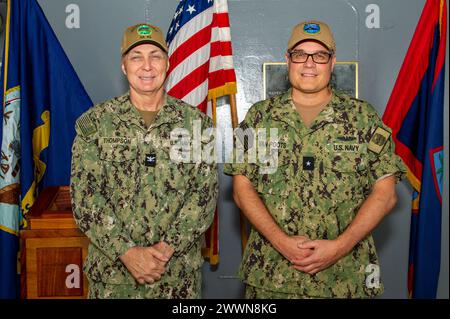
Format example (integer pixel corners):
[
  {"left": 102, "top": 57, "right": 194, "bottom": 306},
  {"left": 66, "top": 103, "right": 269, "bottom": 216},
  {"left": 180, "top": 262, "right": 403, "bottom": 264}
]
[
  {"left": 368, "top": 126, "right": 391, "bottom": 154},
  {"left": 76, "top": 113, "right": 97, "bottom": 137}
]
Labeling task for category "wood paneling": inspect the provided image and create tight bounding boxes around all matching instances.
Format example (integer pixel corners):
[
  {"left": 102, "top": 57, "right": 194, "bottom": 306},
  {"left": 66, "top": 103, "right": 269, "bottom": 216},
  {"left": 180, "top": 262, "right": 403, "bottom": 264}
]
[{"left": 21, "top": 186, "right": 90, "bottom": 299}]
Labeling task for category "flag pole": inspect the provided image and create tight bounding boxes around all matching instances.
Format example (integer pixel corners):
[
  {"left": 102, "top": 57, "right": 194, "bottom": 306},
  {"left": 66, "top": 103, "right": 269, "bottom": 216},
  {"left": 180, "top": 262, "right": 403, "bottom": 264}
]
[
  {"left": 229, "top": 94, "right": 238, "bottom": 128},
  {"left": 211, "top": 97, "right": 217, "bottom": 126},
  {"left": 207, "top": 97, "right": 220, "bottom": 265},
  {"left": 229, "top": 94, "right": 248, "bottom": 253}
]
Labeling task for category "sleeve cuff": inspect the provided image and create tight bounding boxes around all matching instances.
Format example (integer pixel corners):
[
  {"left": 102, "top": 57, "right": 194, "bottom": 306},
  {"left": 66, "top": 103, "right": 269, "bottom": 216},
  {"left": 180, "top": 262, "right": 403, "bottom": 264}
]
[{"left": 101, "top": 235, "right": 136, "bottom": 261}]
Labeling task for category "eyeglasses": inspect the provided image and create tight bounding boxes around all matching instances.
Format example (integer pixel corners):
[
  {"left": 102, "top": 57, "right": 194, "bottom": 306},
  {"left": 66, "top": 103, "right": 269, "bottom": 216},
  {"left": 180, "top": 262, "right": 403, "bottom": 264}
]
[{"left": 288, "top": 50, "right": 333, "bottom": 64}]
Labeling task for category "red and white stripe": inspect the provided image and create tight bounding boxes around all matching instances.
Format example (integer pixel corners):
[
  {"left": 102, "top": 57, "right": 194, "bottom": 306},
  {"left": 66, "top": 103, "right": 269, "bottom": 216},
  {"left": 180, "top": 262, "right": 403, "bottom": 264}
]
[{"left": 166, "top": 0, "right": 237, "bottom": 113}]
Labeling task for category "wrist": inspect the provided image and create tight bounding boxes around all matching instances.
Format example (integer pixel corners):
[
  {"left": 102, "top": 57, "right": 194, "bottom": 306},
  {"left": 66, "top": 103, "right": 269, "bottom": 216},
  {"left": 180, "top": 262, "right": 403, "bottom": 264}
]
[
  {"left": 119, "top": 246, "right": 137, "bottom": 263},
  {"left": 269, "top": 231, "right": 289, "bottom": 253},
  {"left": 335, "top": 235, "right": 353, "bottom": 257}
]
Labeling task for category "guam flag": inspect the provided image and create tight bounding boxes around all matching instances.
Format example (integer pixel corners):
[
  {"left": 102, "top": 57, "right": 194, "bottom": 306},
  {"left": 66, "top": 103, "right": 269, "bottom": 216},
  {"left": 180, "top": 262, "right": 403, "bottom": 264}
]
[
  {"left": 382, "top": 0, "right": 446, "bottom": 298},
  {"left": 0, "top": 0, "right": 92, "bottom": 298}
]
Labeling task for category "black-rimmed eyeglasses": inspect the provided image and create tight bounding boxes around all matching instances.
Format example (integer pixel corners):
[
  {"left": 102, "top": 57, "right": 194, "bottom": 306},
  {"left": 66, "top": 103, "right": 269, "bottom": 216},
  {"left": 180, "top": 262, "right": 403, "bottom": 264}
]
[{"left": 288, "top": 50, "right": 333, "bottom": 64}]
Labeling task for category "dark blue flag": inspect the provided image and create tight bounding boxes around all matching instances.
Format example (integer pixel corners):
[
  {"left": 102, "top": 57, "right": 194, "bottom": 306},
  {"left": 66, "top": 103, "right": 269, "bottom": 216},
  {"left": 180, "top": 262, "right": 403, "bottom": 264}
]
[
  {"left": 0, "top": 0, "right": 92, "bottom": 298},
  {"left": 383, "top": 0, "right": 446, "bottom": 298}
]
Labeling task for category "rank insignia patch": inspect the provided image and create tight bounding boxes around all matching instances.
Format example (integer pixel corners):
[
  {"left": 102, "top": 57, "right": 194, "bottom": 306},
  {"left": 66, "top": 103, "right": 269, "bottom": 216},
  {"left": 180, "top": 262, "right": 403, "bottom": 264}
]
[
  {"left": 303, "top": 156, "right": 315, "bottom": 171},
  {"left": 145, "top": 153, "right": 156, "bottom": 167}
]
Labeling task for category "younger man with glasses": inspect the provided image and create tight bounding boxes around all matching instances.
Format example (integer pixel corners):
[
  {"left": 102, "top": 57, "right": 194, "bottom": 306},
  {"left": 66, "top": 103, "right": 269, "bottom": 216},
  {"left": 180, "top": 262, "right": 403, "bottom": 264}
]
[{"left": 224, "top": 20, "right": 406, "bottom": 298}]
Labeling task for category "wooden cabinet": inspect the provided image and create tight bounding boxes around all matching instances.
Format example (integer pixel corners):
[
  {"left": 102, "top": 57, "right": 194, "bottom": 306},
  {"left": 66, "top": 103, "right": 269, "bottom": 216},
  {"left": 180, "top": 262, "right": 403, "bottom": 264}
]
[{"left": 20, "top": 186, "right": 89, "bottom": 299}]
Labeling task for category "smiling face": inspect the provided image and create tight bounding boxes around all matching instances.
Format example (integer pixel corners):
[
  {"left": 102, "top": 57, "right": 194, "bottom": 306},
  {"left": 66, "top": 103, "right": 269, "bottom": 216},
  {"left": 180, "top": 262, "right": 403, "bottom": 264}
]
[
  {"left": 121, "top": 43, "right": 169, "bottom": 96},
  {"left": 286, "top": 40, "right": 336, "bottom": 96}
]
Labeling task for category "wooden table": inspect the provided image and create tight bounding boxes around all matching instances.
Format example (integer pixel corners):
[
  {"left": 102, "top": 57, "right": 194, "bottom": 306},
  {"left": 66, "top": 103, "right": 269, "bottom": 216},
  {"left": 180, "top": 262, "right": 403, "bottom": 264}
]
[{"left": 20, "top": 186, "right": 89, "bottom": 299}]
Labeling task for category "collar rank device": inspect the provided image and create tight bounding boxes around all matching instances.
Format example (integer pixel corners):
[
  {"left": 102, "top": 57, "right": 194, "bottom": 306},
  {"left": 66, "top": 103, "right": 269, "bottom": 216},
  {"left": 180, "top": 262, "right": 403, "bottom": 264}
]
[
  {"left": 303, "top": 156, "right": 315, "bottom": 171},
  {"left": 145, "top": 153, "right": 156, "bottom": 167}
]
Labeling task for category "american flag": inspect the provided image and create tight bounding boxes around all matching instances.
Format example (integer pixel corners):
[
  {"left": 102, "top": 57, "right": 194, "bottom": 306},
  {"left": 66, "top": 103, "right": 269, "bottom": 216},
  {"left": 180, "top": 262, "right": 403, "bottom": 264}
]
[
  {"left": 166, "top": 0, "right": 237, "bottom": 265},
  {"left": 165, "top": 0, "right": 237, "bottom": 113},
  {"left": 165, "top": 0, "right": 237, "bottom": 265}
]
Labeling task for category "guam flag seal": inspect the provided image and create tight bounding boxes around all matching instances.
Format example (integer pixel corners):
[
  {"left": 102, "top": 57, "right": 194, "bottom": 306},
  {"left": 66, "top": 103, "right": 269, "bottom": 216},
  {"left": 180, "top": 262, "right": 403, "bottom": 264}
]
[{"left": 382, "top": 0, "right": 447, "bottom": 299}]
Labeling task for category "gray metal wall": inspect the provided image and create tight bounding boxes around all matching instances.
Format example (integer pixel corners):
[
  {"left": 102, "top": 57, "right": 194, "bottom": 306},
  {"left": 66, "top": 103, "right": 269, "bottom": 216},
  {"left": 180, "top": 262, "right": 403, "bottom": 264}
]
[{"left": 1, "top": 0, "right": 447, "bottom": 299}]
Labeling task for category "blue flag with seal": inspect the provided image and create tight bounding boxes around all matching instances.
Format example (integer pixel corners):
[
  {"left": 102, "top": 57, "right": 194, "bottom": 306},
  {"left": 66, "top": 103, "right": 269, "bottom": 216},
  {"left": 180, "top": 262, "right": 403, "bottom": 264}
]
[
  {"left": 382, "top": 0, "right": 446, "bottom": 298},
  {"left": 0, "top": 0, "right": 92, "bottom": 298}
]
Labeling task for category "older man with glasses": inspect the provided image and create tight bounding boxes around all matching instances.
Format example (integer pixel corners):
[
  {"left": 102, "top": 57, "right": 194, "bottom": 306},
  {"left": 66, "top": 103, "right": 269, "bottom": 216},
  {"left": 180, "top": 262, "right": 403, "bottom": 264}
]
[{"left": 224, "top": 20, "right": 406, "bottom": 298}]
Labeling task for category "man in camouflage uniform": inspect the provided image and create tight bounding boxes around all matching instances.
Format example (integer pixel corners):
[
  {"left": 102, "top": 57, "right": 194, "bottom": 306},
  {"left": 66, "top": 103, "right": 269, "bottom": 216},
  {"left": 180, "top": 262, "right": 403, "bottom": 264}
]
[
  {"left": 224, "top": 20, "right": 406, "bottom": 298},
  {"left": 70, "top": 23, "right": 218, "bottom": 298}
]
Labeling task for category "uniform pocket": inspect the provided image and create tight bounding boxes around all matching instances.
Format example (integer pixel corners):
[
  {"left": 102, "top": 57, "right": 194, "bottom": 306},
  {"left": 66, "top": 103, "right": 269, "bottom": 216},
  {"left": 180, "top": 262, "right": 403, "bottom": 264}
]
[
  {"left": 256, "top": 163, "right": 291, "bottom": 197},
  {"left": 325, "top": 151, "right": 367, "bottom": 173},
  {"left": 100, "top": 144, "right": 137, "bottom": 188},
  {"left": 155, "top": 147, "right": 196, "bottom": 195},
  {"left": 99, "top": 143, "right": 138, "bottom": 199},
  {"left": 321, "top": 151, "right": 368, "bottom": 190},
  {"left": 256, "top": 164, "right": 292, "bottom": 224},
  {"left": 99, "top": 143, "right": 137, "bottom": 162}
]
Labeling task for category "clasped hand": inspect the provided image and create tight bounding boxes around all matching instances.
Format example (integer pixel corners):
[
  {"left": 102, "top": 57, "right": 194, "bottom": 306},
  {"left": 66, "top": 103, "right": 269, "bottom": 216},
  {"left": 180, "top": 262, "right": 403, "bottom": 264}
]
[
  {"left": 279, "top": 236, "right": 346, "bottom": 275},
  {"left": 119, "top": 241, "right": 175, "bottom": 285}
]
